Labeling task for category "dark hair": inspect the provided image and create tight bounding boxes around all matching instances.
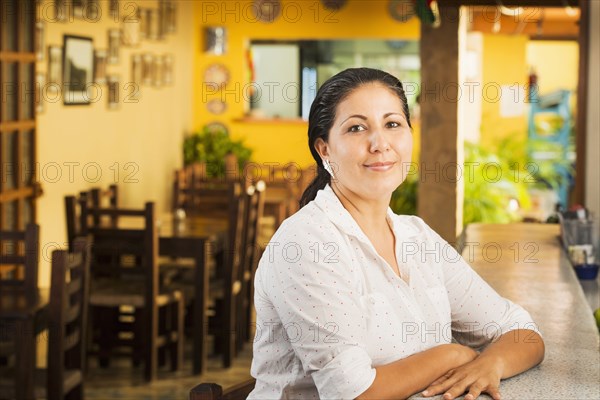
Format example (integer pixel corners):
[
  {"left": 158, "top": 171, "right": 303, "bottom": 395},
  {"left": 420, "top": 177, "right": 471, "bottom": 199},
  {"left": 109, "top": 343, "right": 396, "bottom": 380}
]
[{"left": 299, "top": 67, "right": 412, "bottom": 207}]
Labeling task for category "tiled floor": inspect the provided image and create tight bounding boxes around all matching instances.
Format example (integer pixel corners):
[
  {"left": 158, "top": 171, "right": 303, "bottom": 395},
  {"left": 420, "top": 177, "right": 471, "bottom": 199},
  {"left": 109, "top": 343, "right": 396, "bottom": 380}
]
[{"left": 84, "top": 343, "right": 253, "bottom": 400}]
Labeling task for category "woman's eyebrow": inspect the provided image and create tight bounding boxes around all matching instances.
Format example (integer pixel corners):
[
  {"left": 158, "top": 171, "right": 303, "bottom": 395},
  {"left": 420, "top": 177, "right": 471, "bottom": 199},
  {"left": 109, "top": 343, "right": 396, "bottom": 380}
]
[
  {"left": 339, "top": 114, "right": 367, "bottom": 126},
  {"left": 338, "top": 112, "right": 406, "bottom": 127},
  {"left": 384, "top": 112, "right": 405, "bottom": 119}
]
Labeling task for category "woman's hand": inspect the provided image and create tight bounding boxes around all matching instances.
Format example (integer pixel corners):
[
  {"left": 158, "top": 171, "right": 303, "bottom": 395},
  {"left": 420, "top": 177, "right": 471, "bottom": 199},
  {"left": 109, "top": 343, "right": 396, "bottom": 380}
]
[
  {"left": 421, "top": 354, "right": 504, "bottom": 400},
  {"left": 452, "top": 343, "right": 479, "bottom": 365}
]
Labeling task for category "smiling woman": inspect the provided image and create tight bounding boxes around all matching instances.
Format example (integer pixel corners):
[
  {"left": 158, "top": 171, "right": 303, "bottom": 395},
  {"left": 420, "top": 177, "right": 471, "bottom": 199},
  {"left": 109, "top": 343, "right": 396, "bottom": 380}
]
[{"left": 248, "top": 68, "right": 545, "bottom": 400}]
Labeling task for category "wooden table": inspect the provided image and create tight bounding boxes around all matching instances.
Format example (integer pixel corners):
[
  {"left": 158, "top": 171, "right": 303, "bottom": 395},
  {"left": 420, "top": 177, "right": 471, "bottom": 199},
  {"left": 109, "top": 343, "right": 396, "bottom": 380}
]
[
  {"left": 0, "top": 287, "right": 49, "bottom": 400},
  {"left": 157, "top": 214, "right": 228, "bottom": 375}
]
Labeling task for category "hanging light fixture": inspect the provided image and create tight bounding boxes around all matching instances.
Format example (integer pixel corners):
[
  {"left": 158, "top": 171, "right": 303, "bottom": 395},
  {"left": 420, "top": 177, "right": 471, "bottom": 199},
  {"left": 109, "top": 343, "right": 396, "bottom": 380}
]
[
  {"left": 562, "top": 0, "right": 578, "bottom": 16},
  {"left": 492, "top": 6, "right": 501, "bottom": 33}
]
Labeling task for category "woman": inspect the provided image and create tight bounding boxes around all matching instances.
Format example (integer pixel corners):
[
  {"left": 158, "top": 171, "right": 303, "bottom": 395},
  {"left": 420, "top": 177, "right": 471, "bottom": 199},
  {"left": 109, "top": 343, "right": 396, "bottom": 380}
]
[{"left": 248, "top": 68, "right": 544, "bottom": 400}]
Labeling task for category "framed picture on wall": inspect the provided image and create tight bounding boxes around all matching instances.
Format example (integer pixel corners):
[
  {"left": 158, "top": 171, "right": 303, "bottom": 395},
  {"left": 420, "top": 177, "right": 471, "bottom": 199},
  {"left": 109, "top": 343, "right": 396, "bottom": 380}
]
[
  {"left": 72, "top": 0, "right": 84, "bottom": 18},
  {"left": 62, "top": 35, "right": 94, "bottom": 105},
  {"left": 47, "top": 45, "right": 63, "bottom": 91},
  {"left": 36, "top": 72, "right": 45, "bottom": 114},
  {"left": 152, "top": 56, "right": 163, "bottom": 87},
  {"left": 54, "top": 0, "right": 68, "bottom": 22},
  {"left": 158, "top": 0, "right": 167, "bottom": 40},
  {"left": 162, "top": 54, "right": 174, "bottom": 85},
  {"left": 35, "top": 22, "right": 45, "bottom": 61},
  {"left": 110, "top": 0, "right": 119, "bottom": 20},
  {"left": 138, "top": 8, "right": 147, "bottom": 40},
  {"left": 122, "top": 16, "right": 141, "bottom": 46},
  {"left": 142, "top": 53, "right": 154, "bottom": 86},
  {"left": 148, "top": 9, "right": 159, "bottom": 40},
  {"left": 86, "top": 0, "right": 100, "bottom": 21},
  {"left": 108, "top": 75, "right": 120, "bottom": 110},
  {"left": 108, "top": 29, "right": 121, "bottom": 64},
  {"left": 130, "top": 54, "right": 142, "bottom": 101},
  {"left": 166, "top": 0, "right": 177, "bottom": 33},
  {"left": 94, "top": 49, "right": 107, "bottom": 85}
]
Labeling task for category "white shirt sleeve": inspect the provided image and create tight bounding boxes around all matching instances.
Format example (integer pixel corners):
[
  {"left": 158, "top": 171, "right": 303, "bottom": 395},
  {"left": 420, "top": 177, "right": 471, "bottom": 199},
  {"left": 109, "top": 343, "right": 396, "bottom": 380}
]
[
  {"left": 414, "top": 218, "right": 542, "bottom": 349},
  {"left": 259, "top": 218, "right": 376, "bottom": 399}
]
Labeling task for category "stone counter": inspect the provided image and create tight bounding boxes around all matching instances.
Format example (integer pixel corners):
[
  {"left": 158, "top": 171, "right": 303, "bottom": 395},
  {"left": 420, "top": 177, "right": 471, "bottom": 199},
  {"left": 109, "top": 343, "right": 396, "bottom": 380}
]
[{"left": 411, "top": 223, "right": 600, "bottom": 400}]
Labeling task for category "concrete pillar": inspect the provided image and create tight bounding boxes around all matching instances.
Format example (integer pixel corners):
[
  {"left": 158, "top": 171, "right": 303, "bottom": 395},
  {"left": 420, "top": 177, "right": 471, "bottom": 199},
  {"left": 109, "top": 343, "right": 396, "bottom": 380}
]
[
  {"left": 418, "top": 5, "right": 464, "bottom": 243},
  {"left": 585, "top": 0, "right": 600, "bottom": 248}
]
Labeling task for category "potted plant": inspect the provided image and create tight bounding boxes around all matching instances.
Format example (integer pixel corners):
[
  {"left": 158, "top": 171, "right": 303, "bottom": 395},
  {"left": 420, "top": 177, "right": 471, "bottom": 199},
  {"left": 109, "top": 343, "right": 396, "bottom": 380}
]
[{"left": 183, "top": 125, "right": 253, "bottom": 178}]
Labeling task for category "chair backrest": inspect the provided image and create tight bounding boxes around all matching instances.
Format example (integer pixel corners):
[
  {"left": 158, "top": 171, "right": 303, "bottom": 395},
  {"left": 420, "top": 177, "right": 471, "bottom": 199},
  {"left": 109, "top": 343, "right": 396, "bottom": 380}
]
[
  {"left": 241, "top": 182, "right": 265, "bottom": 282},
  {"left": 0, "top": 223, "right": 39, "bottom": 293},
  {"left": 223, "top": 182, "right": 245, "bottom": 296},
  {"left": 189, "top": 379, "right": 256, "bottom": 400},
  {"left": 173, "top": 167, "right": 238, "bottom": 215},
  {"left": 90, "top": 184, "right": 119, "bottom": 227},
  {"left": 80, "top": 201, "right": 158, "bottom": 303},
  {"left": 90, "top": 184, "right": 119, "bottom": 209},
  {"left": 65, "top": 195, "right": 78, "bottom": 251},
  {"left": 65, "top": 186, "right": 119, "bottom": 251},
  {"left": 47, "top": 236, "right": 91, "bottom": 400},
  {"left": 260, "top": 163, "right": 311, "bottom": 216}
]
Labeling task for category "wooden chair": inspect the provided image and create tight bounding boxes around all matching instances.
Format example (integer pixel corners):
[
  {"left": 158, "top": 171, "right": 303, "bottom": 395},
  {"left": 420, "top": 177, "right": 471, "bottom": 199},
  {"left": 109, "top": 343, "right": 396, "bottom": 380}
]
[
  {"left": 173, "top": 166, "right": 237, "bottom": 216},
  {"left": 0, "top": 224, "right": 40, "bottom": 392},
  {"left": 0, "top": 223, "right": 40, "bottom": 294},
  {"left": 89, "top": 184, "right": 119, "bottom": 227},
  {"left": 189, "top": 379, "right": 256, "bottom": 400},
  {"left": 0, "top": 236, "right": 91, "bottom": 400},
  {"left": 80, "top": 201, "right": 184, "bottom": 382},
  {"left": 238, "top": 182, "right": 265, "bottom": 347},
  {"left": 65, "top": 185, "right": 118, "bottom": 250},
  {"left": 167, "top": 178, "right": 248, "bottom": 367},
  {"left": 257, "top": 163, "right": 318, "bottom": 230}
]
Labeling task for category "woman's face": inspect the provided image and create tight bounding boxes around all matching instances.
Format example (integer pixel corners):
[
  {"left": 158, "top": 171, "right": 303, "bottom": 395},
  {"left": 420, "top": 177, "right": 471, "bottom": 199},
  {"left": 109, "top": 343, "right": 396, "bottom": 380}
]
[{"left": 316, "top": 82, "right": 413, "bottom": 201}]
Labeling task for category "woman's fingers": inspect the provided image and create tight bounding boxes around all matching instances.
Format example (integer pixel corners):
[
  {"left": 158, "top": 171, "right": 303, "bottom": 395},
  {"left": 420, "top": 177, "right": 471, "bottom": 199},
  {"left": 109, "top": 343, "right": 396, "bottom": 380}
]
[
  {"left": 487, "top": 386, "right": 502, "bottom": 400},
  {"left": 422, "top": 372, "right": 465, "bottom": 397},
  {"left": 440, "top": 380, "right": 470, "bottom": 400},
  {"left": 463, "top": 383, "right": 483, "bottom": 400},
  {"left": 428, "top": 370, "right": 454, "bottom": 387}
]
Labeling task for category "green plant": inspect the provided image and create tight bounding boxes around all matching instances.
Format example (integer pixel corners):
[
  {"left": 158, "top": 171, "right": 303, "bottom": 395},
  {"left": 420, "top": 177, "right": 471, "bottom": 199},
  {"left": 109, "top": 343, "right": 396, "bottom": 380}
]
[
  {"left": 463, "top": 141, "right": 531, "bottom": 225},
  {"left": 390, "top": 173, "right": 418, "bottom": 215},
  {"left": 183, "top": 126, "right": 253, "bottom": 177}
]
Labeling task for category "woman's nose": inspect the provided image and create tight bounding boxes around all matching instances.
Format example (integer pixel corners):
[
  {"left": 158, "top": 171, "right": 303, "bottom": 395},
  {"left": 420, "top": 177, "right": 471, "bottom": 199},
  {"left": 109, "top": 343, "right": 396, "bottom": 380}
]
[{"left": 369, "top": 130, "right": 390, "bottom": 153}]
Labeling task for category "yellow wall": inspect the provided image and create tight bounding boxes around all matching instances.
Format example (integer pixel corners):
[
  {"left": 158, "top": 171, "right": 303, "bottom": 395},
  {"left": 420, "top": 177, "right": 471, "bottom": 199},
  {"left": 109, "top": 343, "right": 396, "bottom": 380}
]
[
  {"left": 194, "top": 0, "right": 421, "bottom": 167},
  {"left": 479, "top": 34, "right": 529, "bottom": 148},
  {"left": 478, "top": 37, "right": 579, "bottom": 149},
  {"left": 526, "top": 41, "right": 579, "bottom": 94},
  {"left": 36, "top": 0, "right": 194, "bottom": 286}
]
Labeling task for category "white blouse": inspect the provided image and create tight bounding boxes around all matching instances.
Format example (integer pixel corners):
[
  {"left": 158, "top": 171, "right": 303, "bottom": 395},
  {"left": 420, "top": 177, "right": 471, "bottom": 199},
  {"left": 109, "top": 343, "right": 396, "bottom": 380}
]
[{"left": 248, "top": 185, "right": 540, "bottom": 400}]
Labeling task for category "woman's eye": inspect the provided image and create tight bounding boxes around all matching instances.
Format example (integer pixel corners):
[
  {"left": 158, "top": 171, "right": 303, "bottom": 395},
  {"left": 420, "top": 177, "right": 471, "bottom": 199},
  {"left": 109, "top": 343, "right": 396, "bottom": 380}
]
[
  {"left": 348, "top": 125, "right": 365, "bottom": 133},
  {"left": 386, "top": 121, "right": 401, "bottom": 128}
]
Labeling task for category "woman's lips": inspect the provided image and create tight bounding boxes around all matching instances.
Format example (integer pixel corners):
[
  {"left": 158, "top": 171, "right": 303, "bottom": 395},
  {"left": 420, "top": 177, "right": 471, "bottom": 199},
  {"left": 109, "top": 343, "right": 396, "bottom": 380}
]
[{"left": 364, "top": 161, "right": 396, "bottom": 171}]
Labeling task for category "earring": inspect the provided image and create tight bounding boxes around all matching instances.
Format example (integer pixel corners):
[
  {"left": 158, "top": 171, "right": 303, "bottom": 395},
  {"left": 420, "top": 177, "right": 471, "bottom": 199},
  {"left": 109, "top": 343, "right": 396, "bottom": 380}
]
[{"left": 323, "top": 159, "right": 335, "bottom": 179}]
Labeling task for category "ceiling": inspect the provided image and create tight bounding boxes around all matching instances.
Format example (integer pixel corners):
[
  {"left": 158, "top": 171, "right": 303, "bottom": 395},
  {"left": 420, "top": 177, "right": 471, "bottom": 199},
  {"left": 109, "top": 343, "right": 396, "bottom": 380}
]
[{"left": 468, "top": 6, "right": 580, "bottom": 39}]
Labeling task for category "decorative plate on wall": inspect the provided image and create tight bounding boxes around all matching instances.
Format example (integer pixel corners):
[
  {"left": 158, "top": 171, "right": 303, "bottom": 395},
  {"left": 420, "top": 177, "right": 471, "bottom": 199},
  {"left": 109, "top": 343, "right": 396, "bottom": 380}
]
[
  {"left": 321, "top": 0, "right": 347, "bottom": 11},
  {"left": 252, "top": 0, "right": 281, "bottom": 23},
  {"left": 388, "top": 0, "right": 415, "bottom": 23},
  {"left": 204, "top": 122, "right": 229, "bottom": 135},
  {"left": 207, "top": 99, "right": 227, "bottom": 114},
  {"left": 203, "top": 63, "right": 229, "bottom": 89}
]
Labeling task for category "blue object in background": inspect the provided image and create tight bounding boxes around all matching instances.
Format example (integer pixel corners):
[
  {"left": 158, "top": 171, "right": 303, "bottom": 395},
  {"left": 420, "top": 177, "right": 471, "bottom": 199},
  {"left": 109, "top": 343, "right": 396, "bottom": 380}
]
[{"left": 527, "top": 86, "right": 574, "bottom": 209}]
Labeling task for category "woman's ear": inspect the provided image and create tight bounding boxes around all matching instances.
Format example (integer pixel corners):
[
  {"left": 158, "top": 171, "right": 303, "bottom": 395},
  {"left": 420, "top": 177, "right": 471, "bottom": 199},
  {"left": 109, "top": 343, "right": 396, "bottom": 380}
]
[{"left": 314, "top": 138, "right": 329, "bottom": 160}]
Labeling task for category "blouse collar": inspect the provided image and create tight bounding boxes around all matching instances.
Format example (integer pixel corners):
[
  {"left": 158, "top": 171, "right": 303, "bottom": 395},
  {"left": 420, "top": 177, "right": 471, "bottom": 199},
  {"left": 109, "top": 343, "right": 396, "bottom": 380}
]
[{"left": 313, "top": 184, "right": 420, "bottom": 245}]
